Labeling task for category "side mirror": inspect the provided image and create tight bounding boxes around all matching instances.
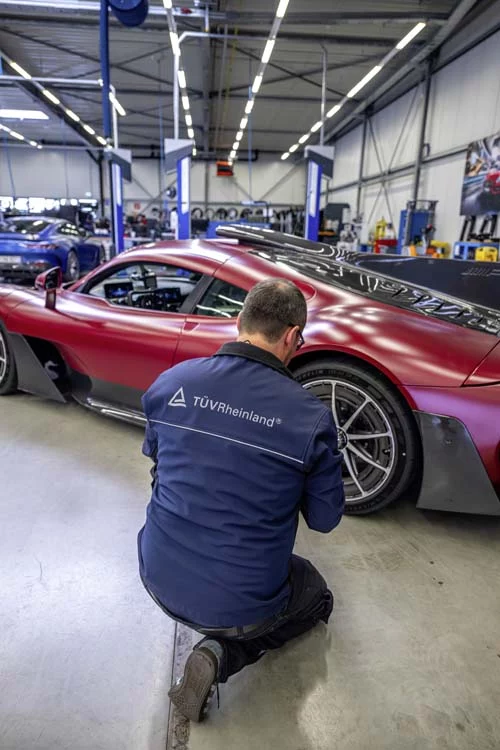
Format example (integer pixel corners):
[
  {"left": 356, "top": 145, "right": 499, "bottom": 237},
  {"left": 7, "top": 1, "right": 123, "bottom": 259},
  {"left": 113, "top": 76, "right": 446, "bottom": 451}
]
[{"left": 35, "top": 266, "right": 63, "bottom": 310}]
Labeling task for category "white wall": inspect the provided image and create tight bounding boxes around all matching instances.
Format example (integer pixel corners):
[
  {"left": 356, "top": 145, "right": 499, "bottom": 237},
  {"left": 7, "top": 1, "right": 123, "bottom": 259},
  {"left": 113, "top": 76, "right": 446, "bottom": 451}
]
[
  {"left": 328, "top": 20, "right": 500, "bottom": 244},
  {"left": 0, "top": 145, "right": 306, "bottom": 215},
  {"left": 0, "top": 148, "right": 99, "bottom": 199}
]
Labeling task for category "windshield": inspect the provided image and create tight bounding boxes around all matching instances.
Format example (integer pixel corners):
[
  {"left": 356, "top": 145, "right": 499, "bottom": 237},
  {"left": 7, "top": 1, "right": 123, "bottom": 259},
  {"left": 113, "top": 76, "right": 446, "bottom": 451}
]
[{"left": 2, "top": 218, "right": 52, "bottom": 234}]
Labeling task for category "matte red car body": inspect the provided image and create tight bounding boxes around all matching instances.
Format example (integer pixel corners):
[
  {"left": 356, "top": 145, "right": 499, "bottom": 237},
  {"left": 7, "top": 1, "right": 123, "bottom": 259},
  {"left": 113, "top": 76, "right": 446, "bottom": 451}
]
[{"left": 1, "top": 238, "right": 499, "bottom": 507}]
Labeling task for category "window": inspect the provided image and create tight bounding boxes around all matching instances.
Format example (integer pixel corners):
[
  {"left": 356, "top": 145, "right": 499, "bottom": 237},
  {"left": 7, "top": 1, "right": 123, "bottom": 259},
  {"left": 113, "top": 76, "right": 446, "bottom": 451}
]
[
  {"left": 195, "top": 279, "right": 247, "bottom": 318},
  {"left": 85, "top": 262, "right": 202, "bottom": 313},
  {"left": 6, "top": 218, "right": 51, "bottom": 234},
  {"left": 60, "top": 223, "right": 80, "bottom": 237}
]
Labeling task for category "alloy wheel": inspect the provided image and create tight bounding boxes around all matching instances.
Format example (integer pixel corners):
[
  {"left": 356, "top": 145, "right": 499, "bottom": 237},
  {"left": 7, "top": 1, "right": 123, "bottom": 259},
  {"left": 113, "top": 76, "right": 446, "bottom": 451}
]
[
  {"left": 0, "top": 328, "right": 7, "bottom": 384},
  {"left": 303, "top": 378, "right": 396, "bottom": 504}
]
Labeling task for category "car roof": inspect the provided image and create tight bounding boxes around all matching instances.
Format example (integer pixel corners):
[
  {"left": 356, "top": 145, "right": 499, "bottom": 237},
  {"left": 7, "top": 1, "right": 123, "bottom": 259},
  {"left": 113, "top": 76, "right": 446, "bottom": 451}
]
[{"left": 117, "top": 239, "right": 247, "bottom": 274}]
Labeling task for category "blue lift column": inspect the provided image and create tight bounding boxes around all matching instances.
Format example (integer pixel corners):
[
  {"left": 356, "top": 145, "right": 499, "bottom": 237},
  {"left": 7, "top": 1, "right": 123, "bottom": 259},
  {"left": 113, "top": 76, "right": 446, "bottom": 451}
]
[
  {"left": 165, "top": 139, "right": 195, "bottom": 239},
  {"left": 304, "top": 145, "right": 335, "bottom": 242},
  {"left": 100, "top": 0, "right": 148, "bottom": 254}
]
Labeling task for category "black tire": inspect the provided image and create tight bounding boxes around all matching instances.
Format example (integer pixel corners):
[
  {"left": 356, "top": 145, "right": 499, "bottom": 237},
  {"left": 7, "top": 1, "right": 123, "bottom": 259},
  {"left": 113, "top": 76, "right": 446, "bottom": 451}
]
[
  {"left": 0, "top": 322, "right": 18, "bottom": 395},
  {"left": 294, "top": 358, "right": 421, "bottom": 515},
  {"left": 64, "top": 250, "right": 80, "bottom": 282}
]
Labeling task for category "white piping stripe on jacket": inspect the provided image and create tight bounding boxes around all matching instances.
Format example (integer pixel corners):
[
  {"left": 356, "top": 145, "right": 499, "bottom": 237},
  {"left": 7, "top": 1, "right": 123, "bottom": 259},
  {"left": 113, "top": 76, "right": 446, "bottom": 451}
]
[{"left": 150, "top": 419, "right": 305, "bottom": 466}]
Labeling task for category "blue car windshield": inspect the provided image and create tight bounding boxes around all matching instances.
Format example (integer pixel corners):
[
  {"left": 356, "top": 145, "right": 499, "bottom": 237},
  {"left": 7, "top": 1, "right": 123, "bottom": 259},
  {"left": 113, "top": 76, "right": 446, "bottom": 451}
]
[{"left": 5, "top": 219, "right": 52, "bottom": 234}]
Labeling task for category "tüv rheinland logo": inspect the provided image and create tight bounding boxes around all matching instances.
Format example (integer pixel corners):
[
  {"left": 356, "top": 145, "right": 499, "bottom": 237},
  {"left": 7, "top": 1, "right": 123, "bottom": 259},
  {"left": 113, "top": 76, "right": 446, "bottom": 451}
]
[
  {"left": 168, "top": 387, "right": 187, "bottom": 407},
  {"left": 168, "top": 386, "right": 280, "bottom": 427}
]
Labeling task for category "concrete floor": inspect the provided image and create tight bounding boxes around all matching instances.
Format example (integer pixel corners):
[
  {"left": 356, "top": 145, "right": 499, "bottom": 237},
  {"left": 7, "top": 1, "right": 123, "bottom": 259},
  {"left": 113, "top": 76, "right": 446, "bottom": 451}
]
[{"left": 1, "top": 395, "right": 500, "bottom": 750}]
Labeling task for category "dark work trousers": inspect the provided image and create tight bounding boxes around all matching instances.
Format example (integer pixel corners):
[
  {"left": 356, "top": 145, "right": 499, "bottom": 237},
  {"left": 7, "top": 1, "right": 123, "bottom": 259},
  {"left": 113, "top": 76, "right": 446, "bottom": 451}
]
[
  {"left": 139, "top": 542, "right": 333, "bottom": 684},
  {"left": 199, "top": 555, "right": 334, "bottom": 683}
]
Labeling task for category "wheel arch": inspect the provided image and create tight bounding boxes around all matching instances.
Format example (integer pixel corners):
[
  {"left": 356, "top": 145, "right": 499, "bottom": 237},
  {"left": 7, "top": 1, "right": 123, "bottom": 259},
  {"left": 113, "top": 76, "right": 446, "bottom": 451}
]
[{"left": 290, "top": 347, "right": 418, "bottom": 411}]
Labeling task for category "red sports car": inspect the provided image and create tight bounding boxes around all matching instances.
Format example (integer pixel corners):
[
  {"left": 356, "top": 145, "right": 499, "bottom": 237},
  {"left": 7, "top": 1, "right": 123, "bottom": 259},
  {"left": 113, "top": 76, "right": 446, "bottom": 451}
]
[{"left": 0, "top": 226, "right": 499, "bottom": 516}]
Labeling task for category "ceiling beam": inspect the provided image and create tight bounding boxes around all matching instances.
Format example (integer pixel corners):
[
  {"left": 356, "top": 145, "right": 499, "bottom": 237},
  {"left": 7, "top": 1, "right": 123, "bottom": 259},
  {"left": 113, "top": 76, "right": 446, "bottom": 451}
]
[
  {"left": 323, "top": 0, "right": 480, "bottom": 144},
  {"left": 0, "top": 26, "right": 202, "bottom": 95}
]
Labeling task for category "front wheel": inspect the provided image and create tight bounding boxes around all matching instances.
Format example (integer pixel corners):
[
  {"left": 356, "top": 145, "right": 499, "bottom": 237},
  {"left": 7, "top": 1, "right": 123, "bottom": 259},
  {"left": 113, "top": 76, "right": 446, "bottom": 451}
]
[
  {"left": 295, "top": 359, "right": 421, "bottom": 514},
  {"left": 64, "top": 250, "right": 80, "bottom": 282},
  {"left": 0, "top": 323, "right": 18, "bottom": 395}
]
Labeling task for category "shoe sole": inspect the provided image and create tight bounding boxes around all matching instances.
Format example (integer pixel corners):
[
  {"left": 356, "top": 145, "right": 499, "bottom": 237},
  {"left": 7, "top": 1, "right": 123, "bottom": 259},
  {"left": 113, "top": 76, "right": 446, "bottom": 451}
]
[{"left": 168, "top": 650, "right": 217, "bottom": 723}]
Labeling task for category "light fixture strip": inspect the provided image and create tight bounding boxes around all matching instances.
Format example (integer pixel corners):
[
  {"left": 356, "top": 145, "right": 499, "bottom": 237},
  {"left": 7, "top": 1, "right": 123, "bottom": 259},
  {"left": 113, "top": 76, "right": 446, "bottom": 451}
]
[
  {"left": 227, "top": 0, "right": 289, "bottom": 161},
  {"left": 281, "top": 21, "right": 427, "bottom": 159},
  {"left": 163, "top": 4, "right": 196, "bottom": 148},
  {"left": 0, "top": 53, "right": 110, "bottom": 147}
]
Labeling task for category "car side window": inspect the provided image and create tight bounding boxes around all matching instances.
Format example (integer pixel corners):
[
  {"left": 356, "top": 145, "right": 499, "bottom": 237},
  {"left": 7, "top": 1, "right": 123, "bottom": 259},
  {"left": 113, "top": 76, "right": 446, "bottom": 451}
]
[
  {"left": 61, "top": 223, "right": 80, "bottom": 237},
  {"left": 85, "top": 262, "right": 202, "bottom": 313},
  {"left": 194, "top": 278, "right": 247, "bottom": 318}
]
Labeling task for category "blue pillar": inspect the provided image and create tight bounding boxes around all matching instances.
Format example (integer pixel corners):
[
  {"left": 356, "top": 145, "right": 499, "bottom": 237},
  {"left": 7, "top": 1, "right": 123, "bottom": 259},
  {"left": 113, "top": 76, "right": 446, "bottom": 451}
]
[
  {"left": 177, "top": 155, "right": 191, "bottom": 239},
  {"left": 305, "top": 160, "right": 322, "bottom": 242},
  {"left": 100, "top": 0, "right": 112, "bottom": 141},
  {"left": 111, "top": 163, "right": 124, "bottom": 253}
]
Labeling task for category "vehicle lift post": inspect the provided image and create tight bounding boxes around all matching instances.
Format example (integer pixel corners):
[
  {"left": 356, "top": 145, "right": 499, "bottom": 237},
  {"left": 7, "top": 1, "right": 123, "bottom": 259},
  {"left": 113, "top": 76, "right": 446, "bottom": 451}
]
[
  {"left": 100, "top": 0, "right": 146, "bottom": 254},
  {"left": 304, "top": 146, "right": 335, "bottom": 242},
  {"left": 164, "top": 139, "right": 196, "bottom": 239}
]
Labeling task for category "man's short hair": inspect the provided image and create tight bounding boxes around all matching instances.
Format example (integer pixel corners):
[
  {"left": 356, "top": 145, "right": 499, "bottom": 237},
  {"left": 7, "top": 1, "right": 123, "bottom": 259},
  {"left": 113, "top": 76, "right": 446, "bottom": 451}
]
[{"left": 239, "top": 279, "right": 307, "bottom": 343}]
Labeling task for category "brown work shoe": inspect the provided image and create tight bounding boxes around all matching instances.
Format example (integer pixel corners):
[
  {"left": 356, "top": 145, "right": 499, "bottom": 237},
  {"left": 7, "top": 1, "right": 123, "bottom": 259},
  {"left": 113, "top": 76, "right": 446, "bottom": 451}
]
[{"left": 168, "top": 647, "right": 219, "bottom": 723}]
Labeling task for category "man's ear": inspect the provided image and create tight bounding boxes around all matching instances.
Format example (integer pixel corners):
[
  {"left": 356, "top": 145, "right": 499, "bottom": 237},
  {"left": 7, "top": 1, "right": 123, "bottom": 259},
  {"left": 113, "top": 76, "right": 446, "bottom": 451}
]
[{"left": 236, "top": 313, "right": 242, "bottom": 332}]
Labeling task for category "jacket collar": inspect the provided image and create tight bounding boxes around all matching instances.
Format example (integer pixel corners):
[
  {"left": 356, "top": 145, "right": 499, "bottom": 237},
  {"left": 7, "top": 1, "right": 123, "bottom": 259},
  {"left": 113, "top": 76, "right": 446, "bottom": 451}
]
[{"left": 214, "top": 341, "right": 295, "bottom": 380}]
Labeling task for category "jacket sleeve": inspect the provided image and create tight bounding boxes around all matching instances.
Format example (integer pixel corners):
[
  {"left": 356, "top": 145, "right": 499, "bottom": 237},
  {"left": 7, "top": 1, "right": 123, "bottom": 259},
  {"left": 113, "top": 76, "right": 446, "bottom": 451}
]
[{"left": 301, "top": 410, "right": 345, "bottom": 533}]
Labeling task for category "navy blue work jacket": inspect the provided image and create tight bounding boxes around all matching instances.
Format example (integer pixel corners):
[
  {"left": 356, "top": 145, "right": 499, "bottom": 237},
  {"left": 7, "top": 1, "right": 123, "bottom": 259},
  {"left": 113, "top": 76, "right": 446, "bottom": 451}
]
[{"left": 138, "top": 342, "right": 345, "bottom": 628}]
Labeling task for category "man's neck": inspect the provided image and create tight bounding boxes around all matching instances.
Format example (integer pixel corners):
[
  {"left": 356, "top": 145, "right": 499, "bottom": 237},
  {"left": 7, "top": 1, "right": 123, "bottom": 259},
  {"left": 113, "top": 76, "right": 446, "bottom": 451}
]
[{"left": 237, "top": 335, "right": 283, "bottom": 363}]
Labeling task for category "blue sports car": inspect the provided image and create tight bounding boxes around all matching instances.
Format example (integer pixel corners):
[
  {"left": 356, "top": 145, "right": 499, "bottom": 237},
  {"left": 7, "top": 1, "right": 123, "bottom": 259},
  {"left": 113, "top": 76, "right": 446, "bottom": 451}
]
[{"left": 0, "top": 217, "right": 105, "bottom": 283}]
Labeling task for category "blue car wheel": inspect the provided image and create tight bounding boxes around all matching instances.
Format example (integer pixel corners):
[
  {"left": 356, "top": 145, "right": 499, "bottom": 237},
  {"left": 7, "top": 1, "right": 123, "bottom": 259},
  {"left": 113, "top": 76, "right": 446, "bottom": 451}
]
[{"left": 64, "top": 250, "right": 80, "bottom": 282}]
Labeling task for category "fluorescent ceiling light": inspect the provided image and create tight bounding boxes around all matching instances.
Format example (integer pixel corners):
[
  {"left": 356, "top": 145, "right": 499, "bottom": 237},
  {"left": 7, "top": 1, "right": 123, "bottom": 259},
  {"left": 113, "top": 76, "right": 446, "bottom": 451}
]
[
  {"left": 185, "top": 114, "right": 192, "bottom": 127},
  {"left": 109, "top": 92, "right": 126, "bottom": 117},
  {"left": 289, "top": 144, "right": 298, "bottom": 153},
  {"left": 97, "top": 135, "right": 107, "bottom": 146},
  {"left": 261, "top": 39, "right": 275, "bottom": 64},
  {"left": 9, "top": 130, "right": 24, "bottom": 141},
  {"left": 233, "top": 141, "right": 240, "bottom": 150},
  {"left": 163, "top": 0, "right": 172, "bottom": 8},
  {"left": 37, "top": 144, "right": 43, "bottom": 150},
  {"left": 8, "top": 60, "right": 31, "bottom": 80},
  {"left": 245, "top": 100, "right": 254, "bottom": 115},
  {"left": 42, "top": 89, "right": 60, "bottom": 105},
  {"left": 0, "top": 109, "right": 48, "bottom": 120},
  {"left": 327, "top": 103, "right": 343, "bottom": 118},
  {"left": 298, "top": 133, "right": 310, "bottom": 144},
  {"left": 276, "top": 0, "right": 290, "bottom": 19},
  {"left": 192, "top": 146, "right": 197, "bottom": 156},
  {"left": 65, "top": 108, "right": 80, "bottom": 122},
  {"left": 29, "top": 140, "right": 37, "bottom": 147},
  {"left": 240, "top": 117, "right": 248, "bottom": 130},
  {"left": 230, "top": 150, "right": 236, "bottom": 159},
  {"left": 396, "top": 22, "right": 426, "bottom": 50},
  {"left": 170, "top": 32, "right": 180, "bottom": 56},
  {"left": 310, "top": 121, "right": 323, "bottom": 133},
  {"left": 347, "top": 65, "right": 383, "bottom": 98},
  {"left": 178, "top": 69, "right": 187, "bottom": 89},
  {"left": 83, "top": 123, "right": 95, "bottom": 135},
  {"left": 236, "top": 131, "right": 243, "bottom": 141},
  {"left": 252, "top": 75, "right": 263, "bottom": 95},
  {"left": 281, "top": 152, "right": 290, "bottom": 160},
  {"left": 182, "top": 96, "right": 190, "bottom": 111},
  {"left": 187, "top": 127, "right": 195, "bottom": 139}
]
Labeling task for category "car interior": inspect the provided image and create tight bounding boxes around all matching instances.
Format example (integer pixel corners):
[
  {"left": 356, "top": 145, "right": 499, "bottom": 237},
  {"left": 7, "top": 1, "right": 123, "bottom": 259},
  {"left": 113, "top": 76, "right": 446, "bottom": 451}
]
[{"left": 85, "top": 262, "right": 202, "bottom": 312}]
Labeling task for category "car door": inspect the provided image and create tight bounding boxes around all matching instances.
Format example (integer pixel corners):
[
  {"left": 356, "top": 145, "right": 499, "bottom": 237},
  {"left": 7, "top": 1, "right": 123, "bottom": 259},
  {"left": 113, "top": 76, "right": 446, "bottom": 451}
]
[
  {"left": 61, "top": 223, "right": 95, "bottom": 270},
  {"left": 174, "top": 277, "right": 248, "bottom": 364},
  {"left": 49, "top": 260, "right": 206, "bottom": 410}
]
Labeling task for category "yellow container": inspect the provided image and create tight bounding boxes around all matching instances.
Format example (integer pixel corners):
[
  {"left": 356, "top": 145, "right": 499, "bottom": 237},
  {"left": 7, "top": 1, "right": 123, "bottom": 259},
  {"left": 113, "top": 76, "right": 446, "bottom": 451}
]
[
  {"left": 430, "top": 241, "right": 451, "bottom": 259},
  {"left": 475, "top": 246, "right": 499, "bottom": 262}
]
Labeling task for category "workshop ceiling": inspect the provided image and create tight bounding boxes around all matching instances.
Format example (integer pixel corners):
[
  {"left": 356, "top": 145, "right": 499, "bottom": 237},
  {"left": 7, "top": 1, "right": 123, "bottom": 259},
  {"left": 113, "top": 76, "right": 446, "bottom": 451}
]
[{"left": 0, "top": 0, "right": 483, "bottom": 157}]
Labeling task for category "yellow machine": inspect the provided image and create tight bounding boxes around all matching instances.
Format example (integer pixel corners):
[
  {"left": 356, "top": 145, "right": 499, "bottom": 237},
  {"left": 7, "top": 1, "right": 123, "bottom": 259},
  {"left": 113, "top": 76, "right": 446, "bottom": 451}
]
[{"left": 475, "top": 246, "right": 499, "bottom": 262}]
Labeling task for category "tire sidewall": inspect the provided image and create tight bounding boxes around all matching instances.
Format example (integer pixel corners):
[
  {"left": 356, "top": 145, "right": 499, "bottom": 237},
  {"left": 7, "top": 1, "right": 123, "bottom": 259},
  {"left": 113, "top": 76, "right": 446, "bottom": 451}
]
[
  {"left": 294, "top": 359, "right": 420, "bottom": 514},
  {"left": 0, "top": 322, "right": 18, "bottom": 395},
  {"left": 65, "top": 250, "right": 80, "bottom": 282}
]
